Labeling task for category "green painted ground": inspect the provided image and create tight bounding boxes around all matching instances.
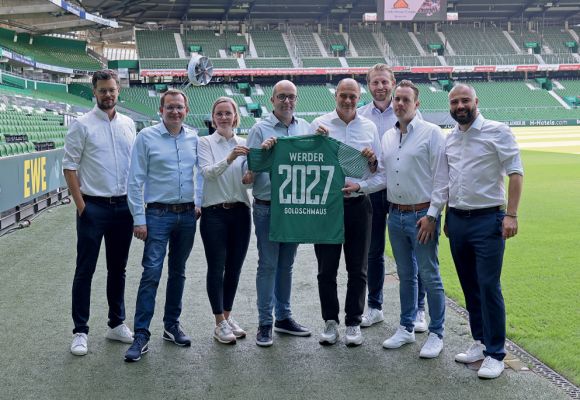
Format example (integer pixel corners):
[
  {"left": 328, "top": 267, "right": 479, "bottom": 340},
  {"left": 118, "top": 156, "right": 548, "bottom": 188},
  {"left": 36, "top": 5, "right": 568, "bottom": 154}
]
[
  {"left": 436, "top": 150, "right": 580, "bottom": 385},
  {"left": 0, "top": 200, "right": 574, "bottom": 399}
]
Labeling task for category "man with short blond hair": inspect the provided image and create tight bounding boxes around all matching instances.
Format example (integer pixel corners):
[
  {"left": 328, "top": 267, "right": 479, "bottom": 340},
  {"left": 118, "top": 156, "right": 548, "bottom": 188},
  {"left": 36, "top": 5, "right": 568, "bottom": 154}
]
[{"left": 358, "top": 65, "right": 427, "bottom": 332}]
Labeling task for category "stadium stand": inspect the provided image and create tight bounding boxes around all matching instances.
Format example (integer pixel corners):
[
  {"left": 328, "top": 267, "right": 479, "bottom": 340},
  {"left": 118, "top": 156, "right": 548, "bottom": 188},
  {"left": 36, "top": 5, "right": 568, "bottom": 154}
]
[
  {"left": 0, "top": 28, "right": 101, "bottom": 71},
  {"left": 445, "top": 54, "right": 538, "bottom": 65},
  {"left": 346, "top": 57, "right": 387, "bottom": 67},
  {"left": 414, "top": 28, "right": 445, "bottom": 55},
  {"left": 289, "top": 29, "right": 323, "bottom": 58},
  {"left": 440, "top": 24, "right": 518, "bottom": 56},
  {"left": 249, "top": 31, "right": 290, "bottom": 58},
  {"left": 382, "top": 25, "right": 422, "bottom": 57},
  {"left": 348, "top": 27, "right": 382, "bottom": 57},
  {"left": 135, "top": 30, "right": 180, "bottom": 58},
  {"left": 302, "top": 57, "right": 342, "bottom": 67},
  {"left": 245, "top": 58, "right": 294, "bottom": 68},
  {"left": 182, "top": 30, "right": 248, "bottom": 58},
  {"left": 554, "top": 79, "right": 580, "bottom": 100},
  {"left": 318, "top": 30, "right": 350, "bottom": 56},
  {"left": 0, "top": 108, "right": 67, "bottom": 157},
  {"left": 139, "top": 59, "right": 188, "bottom": 70},
  {"left": 210, "top": 59, "right": 239, "bottom": 69}
]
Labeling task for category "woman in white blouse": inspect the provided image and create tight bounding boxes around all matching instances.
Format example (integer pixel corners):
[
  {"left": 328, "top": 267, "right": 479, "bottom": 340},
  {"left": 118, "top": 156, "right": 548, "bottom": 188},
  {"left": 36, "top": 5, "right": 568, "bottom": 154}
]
[{"left": 197, "top": 96, "right": 251, "bottom": 344}]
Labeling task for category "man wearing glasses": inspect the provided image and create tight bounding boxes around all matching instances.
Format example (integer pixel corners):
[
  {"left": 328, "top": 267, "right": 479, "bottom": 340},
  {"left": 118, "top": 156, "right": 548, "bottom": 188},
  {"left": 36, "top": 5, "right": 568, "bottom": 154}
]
[
  {"left": 124, "top": 89, "right": 202, "bottom": 362},
  {"left": 246, "top": 80, "right": 312, "bottom": 347},
  {"left": 64, "top": 69, "right": 136, "bottom": 356}
]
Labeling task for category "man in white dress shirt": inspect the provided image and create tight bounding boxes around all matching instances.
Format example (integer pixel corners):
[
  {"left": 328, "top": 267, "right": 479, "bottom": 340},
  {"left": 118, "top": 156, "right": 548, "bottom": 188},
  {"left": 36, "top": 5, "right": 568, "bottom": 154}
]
[
  {"left": 377, "top": 80, "right": 446, "bottom": 357},
  {"left": 63, "top": 69, "right": 136, "bottom": 356},
  {"left": 310, "top": 78, "right": 380, "bottom": 347},
  {"left": 441, "top": 84, "right": 523, "bottom": 379}
]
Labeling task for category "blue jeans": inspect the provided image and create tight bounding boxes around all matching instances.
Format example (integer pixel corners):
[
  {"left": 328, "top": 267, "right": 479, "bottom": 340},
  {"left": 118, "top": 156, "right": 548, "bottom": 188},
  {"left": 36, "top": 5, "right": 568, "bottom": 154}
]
[
  {"left": 200, "top": 205, "right": 251, "bottom": 314},
  {"left": 133, "top": 207, "right": 196, "bottom": 338},
  {"left": 368, "top": 190, "right": 426, "bottom": 311},
  {"left": 387, "top": 208, "right": 445, "bottom": 336},
  {"left": 447, "top": 208, "right": 506, "bottom": 361},
  {"left": 72, "top": 198, "right": 133, "bottom": 334},
  {"left": 253, "top": 202, "right": 298, "bottom": 326}
]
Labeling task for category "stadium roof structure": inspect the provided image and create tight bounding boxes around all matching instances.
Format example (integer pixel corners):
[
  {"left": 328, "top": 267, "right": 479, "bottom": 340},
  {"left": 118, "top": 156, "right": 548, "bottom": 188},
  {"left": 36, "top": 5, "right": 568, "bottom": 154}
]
[
  {"left": 78, "top": 0, "right": 580, "bottom": 25},
  {"left": 1, "top": 1, "right": 580, "bottom": 37}
]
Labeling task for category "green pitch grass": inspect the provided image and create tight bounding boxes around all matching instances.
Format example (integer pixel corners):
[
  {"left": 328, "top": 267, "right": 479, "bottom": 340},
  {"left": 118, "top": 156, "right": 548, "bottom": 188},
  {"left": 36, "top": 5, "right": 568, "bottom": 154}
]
[{"left": 437, "top": 149, "right": 580, "bottom": 385}]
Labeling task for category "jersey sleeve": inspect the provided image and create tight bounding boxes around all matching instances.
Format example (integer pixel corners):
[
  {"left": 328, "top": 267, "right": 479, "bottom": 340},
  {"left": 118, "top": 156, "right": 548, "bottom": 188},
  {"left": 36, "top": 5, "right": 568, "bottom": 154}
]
[
  {"left": 247, "top": 147, "right": 275, "bottom": 173},
  {"left": 330, "top": 137, "right": 368, "bottom": 179}
]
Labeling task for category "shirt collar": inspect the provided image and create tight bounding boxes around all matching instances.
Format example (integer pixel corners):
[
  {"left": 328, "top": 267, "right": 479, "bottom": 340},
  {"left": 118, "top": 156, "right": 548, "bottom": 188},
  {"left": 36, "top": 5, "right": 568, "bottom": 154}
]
[
  {"left": 92, "top": 105, "right": 116, "bottom": 122},
  {"left": 371, "top": 101, "right": 393, "bottom": 115},
  {"left": 267, "top": 112, "right": 296, "bottom": 128},
  {"left": 159, "top": 122, "right": 184, "bottom": 137},
  {"left": 329, "top": 109, "right": 361, "bottom": 125},
  {"left": 212, "top": 131, "right": 236, "bottom": 143},
  {"left": 394, "top": 114, "right": 419, "bottom": 133}
]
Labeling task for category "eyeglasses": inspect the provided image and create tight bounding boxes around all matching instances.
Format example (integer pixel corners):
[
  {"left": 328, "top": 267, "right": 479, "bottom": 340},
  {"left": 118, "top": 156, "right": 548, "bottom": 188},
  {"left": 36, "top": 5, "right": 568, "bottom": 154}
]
[
  {"left": 275, "top": 94, "right": 297, "bottom": 102},
  {"left": 164, "top": 105, "right": 186, "bottom": 112},
  {"left": 96, "top": 88, "right": 118, "bottom": 95}
]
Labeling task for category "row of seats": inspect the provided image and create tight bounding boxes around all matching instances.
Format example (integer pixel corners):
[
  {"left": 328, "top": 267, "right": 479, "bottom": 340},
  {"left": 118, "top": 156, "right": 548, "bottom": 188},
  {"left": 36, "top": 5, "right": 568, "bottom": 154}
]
[{"left": 134, "top": 25, "right": 577, "bottom": 66}]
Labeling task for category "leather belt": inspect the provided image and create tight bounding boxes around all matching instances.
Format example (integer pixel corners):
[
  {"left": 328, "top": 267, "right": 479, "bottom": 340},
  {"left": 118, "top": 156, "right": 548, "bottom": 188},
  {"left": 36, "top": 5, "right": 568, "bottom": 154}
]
[
  {"left": 147, "top": 202, "right": 195, "bottom": 213},
  {"left": 83, "top": 194, "right": 127, "bottom": 204},
  {"left": 390, "top": 202, "right": 430, "bottom": 212},
  {"left": 449, "top": 206, "right": 504, "bottom": 217},
  {"left": 204, "top": 202, "right": 247, "bottom": 210},
  {"left": 253, "top": 198, "right": 271, "bottom": 206}
]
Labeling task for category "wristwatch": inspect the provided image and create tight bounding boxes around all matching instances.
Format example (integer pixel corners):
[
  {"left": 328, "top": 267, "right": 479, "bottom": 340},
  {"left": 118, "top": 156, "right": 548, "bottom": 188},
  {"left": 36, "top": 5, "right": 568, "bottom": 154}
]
[{"left": 426, "top": 215, "right": 436, "bottom": 223}]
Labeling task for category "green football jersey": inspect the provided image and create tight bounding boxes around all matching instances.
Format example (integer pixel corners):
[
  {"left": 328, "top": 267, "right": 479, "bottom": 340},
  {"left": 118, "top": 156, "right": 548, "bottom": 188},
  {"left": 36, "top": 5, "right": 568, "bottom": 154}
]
[{"left": 248, "top": 134, "right": 368, "bottom": 244}]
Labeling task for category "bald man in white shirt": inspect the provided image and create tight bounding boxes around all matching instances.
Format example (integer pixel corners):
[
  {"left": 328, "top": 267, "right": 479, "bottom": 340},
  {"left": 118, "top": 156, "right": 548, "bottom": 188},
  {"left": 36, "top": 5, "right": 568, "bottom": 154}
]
[{"left": 438, "top": 84, "right": 523, "bottom": 379}]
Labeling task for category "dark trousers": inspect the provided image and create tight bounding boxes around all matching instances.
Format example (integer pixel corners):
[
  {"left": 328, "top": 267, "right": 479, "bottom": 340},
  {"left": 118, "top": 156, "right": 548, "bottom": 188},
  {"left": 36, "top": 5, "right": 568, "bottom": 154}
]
[
  {"left": 72, "top": 198, "right": 133, "bottom": 334},
  {"left": 367, "top": 189, "right": 388, "bottom": 310},
  {"left": 447, "top": 208, "right": 506, "bottom": 361},
  {"left": 315, "top": 196, "right": 372, "bottom": 326},
  {"left": 200, "top": 205, "right": 251, "bottom": 315}
]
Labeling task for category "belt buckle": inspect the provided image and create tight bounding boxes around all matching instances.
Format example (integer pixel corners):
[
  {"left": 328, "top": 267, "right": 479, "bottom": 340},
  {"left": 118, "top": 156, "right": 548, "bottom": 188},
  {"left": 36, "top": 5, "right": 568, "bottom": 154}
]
[{"left": 222, "top": 203, "right": 233, "bottom": 209}]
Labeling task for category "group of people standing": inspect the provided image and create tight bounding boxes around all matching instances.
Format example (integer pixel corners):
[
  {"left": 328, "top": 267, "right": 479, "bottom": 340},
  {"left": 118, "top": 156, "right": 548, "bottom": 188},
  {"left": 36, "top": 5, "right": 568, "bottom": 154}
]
[{"left": 63, "top": 66, "right": 522, "bottom": 380}]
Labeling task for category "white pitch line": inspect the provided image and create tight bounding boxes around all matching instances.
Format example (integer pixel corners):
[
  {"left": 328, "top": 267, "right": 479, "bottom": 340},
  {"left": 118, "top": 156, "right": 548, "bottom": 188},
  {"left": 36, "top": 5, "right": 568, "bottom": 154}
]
[
  {"left": 518, "top": 140, "right": 580, "bottom": 148},
  {"left": 516, "top": 134, "right": 580, "bottom": 140}
]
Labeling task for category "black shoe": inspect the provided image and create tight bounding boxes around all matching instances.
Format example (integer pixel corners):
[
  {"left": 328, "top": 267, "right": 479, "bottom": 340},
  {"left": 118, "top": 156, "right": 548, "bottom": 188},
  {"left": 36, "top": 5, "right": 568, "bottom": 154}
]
[
  {"left": 255, "top": 325, "right": 273, "bottom": 347},
  {"left": 274, "top": 318, "right": 311, "bottom": 337},
  {"left": 163, "top": 324, "right": 191, "bottom": 347},
  {"left": 124, "top": 334, "right": 149, "bottom": 362}
]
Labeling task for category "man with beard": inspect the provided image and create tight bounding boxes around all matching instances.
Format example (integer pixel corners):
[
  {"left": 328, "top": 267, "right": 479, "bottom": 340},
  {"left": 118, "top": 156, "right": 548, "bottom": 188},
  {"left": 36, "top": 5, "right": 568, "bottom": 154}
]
[
  {"left": 358, "top": 64, "right": 428, "bottom": 333},
  {"left": 63, "top": 69, "right": 136, "bottom": 356},
  {"left": 438, "top": 84, "right": 523, "bottom": 379},
  {"left": 124, "top": 89, "right": 203, "bottom": 362},
  {"left": 310, "top": 78, "right": 380, "bottom": 347},
  {"left": 247, "top": 80, "right": 312, "bottom": 347}
]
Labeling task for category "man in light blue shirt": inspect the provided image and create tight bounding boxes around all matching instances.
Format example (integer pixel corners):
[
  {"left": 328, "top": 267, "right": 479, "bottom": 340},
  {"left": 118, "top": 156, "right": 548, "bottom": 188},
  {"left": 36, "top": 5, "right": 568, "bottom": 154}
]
[
  {"left": 358, "top": 64, "right": 427, "bottom": 333},
  {"left": 124, "top": 89, "right": 203, "bottom": 362},
  {"left": 247, "top": 80, "right": 312, "bottom": 347}
]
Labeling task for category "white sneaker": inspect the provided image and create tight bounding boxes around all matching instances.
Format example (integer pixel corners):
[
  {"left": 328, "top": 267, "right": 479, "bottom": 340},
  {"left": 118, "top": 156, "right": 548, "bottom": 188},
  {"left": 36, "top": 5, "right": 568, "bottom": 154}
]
[
  {"left": 105, "top": 323, "right": 134, "bottom": 344},
  {"left": 214, "top": 320, "right": 237, "bottom": 344},
  {"left": 455, "top": 340, "right": 486, "bottom": 364},
  {"left": 345, "top": 325, "right": 363, "bottom": 347},
  {"left": 477, "top": 356, "right": 505, "bottom": 379},
  {"left": 319, "top": 320, "right": 339, "bottom": 345},
  {"left": 360, "top": 308, "right": 384, "bottom": 328},
  {"left": 382, "top": 326, "right": 416, "bottom": 349},
  {"left": 71, "top": 333, "right": 88, "bottom": 356},
  {"left": 414, "top": 310, "right": 428, "bottom": 333},
  {"left": 419, "top": 332, "right": 443, "bottom": 358},
  {"left": 227, "top": 317, "right": 247, "bottom": 339}
]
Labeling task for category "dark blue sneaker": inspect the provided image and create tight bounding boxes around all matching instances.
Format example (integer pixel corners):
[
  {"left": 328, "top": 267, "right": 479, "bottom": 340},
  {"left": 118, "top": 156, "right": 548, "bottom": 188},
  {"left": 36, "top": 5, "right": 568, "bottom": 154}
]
[
  {"left": 163, "top": 324, "right": 191, "bottom": 347},
  {"left": 255, "top": 325, "right": 273, "bottom": 347},
  {"left": 124, "top": 334, "right": 149, "bottom": 362},
  {"left": 274, "top": 318, "right": 311, "bottom": 337}
]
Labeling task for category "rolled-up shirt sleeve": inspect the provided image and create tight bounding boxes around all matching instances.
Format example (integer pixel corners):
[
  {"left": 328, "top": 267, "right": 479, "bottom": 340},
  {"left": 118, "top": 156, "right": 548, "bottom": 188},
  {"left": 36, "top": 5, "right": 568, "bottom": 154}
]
[
  {"left": 63, "top": 120, "right": 85, "bottom": 171},
  {"left": 497, "top": 125, "right": 524, "bottom": 176}
]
